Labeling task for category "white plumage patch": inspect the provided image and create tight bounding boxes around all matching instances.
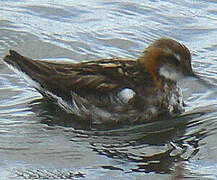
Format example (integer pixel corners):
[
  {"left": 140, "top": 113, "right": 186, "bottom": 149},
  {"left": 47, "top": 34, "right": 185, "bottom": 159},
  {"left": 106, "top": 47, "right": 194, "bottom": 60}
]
[
  {"left": 118, "top": 88, "right": 136, "bottom": 103},
  {"left": 159, "top": 65, "right": 183, "bottom": 81},
  {"left": 174, "top": 53, "right": 181, "bottom": 62}
]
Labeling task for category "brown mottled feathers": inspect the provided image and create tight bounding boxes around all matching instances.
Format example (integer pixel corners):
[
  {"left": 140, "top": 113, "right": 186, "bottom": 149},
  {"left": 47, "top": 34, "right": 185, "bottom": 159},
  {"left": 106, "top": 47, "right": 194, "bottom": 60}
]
[
  {"left": 3, "top": 50, "right": 152, "bottom": 100},
  {"left": 2, "top": 38, "right": 194, "bottom": 123}
]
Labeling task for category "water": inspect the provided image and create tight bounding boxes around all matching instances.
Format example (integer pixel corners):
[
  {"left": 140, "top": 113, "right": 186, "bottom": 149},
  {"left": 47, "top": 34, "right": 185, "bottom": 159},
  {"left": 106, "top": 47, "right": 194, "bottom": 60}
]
[{"left": 0, "top": 0, "right": 217, "bottom": 179}]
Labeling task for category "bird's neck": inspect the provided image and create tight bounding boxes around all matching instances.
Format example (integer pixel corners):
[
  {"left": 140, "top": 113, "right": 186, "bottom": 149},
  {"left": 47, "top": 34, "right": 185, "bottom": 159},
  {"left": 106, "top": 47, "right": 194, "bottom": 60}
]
[{"left": 137, "top": 48, "right": 164, "bottom": 89}]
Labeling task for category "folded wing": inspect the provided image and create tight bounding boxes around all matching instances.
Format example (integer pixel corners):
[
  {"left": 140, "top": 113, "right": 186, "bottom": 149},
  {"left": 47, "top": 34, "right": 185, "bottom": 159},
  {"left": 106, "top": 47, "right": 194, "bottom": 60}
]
[{"left": 3, "top": 50, "right": 139, "bottom": 101}]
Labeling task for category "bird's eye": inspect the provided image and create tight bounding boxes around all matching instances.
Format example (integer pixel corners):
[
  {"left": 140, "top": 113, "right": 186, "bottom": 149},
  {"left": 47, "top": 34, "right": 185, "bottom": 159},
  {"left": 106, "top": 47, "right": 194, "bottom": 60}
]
[
  {"left": 159, "top": 53, "right": 180, "bottom": 67},
  {"left": 170, "top": 55, "right": 180, "bottom": 66}
]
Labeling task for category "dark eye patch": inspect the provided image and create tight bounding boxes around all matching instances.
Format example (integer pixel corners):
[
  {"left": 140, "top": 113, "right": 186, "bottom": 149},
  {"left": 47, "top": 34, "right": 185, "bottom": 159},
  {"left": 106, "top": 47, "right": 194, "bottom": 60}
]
[
  {"left": 170, "top": 55, "right": 180, "bottom": 66},
  {"left": 159, "top": 54, "right": 180, "bottom": 66}
]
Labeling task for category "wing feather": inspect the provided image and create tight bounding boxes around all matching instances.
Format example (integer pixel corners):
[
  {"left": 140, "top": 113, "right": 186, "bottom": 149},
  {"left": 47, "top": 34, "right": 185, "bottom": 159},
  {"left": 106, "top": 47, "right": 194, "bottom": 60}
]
[{"left": 3, "top": 51, "right": 140, "bottom": 99}]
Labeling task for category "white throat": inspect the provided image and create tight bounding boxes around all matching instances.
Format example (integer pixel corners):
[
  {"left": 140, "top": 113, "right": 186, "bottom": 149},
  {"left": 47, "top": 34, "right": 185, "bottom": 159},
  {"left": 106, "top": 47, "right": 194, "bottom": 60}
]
[{"left": 159, "top": 65, "right": 183, "bottom": 81}]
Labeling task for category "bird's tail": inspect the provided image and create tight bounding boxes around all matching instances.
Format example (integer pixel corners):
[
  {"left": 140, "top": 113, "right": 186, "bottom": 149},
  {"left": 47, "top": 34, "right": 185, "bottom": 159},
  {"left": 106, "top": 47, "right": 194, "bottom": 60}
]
[
  {"left": 4, "top": 50, "right": 51, "bottom": 78},
  {"left": 3, "top": 50, "right": 54, "bottom": 91}
]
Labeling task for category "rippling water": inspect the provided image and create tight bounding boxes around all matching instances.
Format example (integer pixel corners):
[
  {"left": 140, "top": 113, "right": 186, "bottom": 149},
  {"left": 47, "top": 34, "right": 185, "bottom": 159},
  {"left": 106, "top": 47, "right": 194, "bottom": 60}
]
[{"left": 0, "top": 0, "right": 217, "bottom": 179}]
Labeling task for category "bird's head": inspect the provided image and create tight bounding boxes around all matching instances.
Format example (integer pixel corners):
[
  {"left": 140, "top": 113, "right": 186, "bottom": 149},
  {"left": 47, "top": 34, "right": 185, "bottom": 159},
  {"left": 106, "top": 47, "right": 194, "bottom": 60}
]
[{"left": 138, "top": 38, "right": 195, "bottom": 88}]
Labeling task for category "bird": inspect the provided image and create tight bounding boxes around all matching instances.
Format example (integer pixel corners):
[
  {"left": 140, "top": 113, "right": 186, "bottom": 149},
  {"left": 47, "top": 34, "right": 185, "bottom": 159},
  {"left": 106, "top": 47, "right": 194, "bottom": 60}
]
[{"left": 3, "top": 38, "right": 195, "bottom": 124}]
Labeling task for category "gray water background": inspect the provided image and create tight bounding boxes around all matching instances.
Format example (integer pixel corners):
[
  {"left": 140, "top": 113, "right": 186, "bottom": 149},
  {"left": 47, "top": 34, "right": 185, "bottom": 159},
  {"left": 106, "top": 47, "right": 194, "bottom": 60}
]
[{"left": 0, "top": 0, "right": 217, "bottom": 179}]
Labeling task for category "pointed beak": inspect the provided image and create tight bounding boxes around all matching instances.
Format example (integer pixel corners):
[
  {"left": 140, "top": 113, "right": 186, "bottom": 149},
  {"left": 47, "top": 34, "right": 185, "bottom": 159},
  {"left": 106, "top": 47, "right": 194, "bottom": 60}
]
[
  {"left": 183, "top": 69, "right": 200, "bottom": 79},
  {"left": 181, "top": 64, "right": 194, "bottom": 77}
]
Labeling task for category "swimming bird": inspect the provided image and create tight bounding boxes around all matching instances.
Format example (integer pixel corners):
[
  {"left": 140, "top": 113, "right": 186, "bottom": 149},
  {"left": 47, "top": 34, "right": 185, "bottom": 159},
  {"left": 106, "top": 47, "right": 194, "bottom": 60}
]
[{"left": 3, "top": 38, "right": 195, "bottom": 124}]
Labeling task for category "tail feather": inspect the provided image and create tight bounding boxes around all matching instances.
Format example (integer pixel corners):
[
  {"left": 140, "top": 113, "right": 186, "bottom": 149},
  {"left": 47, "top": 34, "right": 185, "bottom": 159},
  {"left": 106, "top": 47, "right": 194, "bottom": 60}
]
[
  {"left": 3, "top": 50, "right": 74, "bottom": 98},
  {"left": 4, "top": 51, "right": 59, "bottom": 88},
  {"left": 3, "top": 50, "right": 51, "bottom": 77}
]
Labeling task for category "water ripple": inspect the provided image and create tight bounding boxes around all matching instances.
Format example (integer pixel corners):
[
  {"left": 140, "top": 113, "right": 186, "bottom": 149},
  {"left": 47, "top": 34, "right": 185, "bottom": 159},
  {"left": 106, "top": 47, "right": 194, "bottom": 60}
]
[{"left": 0, "top": 0, "right": 217, "bottom": 179}]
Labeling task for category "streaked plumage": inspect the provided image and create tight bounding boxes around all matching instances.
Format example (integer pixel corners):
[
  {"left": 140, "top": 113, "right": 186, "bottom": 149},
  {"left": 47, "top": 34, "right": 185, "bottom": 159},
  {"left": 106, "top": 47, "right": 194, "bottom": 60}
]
[{"left": 3, "top": 38, "right": 195, "bottom": 124}]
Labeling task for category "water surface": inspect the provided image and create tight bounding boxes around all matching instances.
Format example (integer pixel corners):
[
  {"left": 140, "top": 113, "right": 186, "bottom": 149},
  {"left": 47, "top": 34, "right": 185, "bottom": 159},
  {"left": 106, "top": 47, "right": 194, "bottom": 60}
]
[{"left": 0, "top": 0, "right": 217, "bottom": 179}]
